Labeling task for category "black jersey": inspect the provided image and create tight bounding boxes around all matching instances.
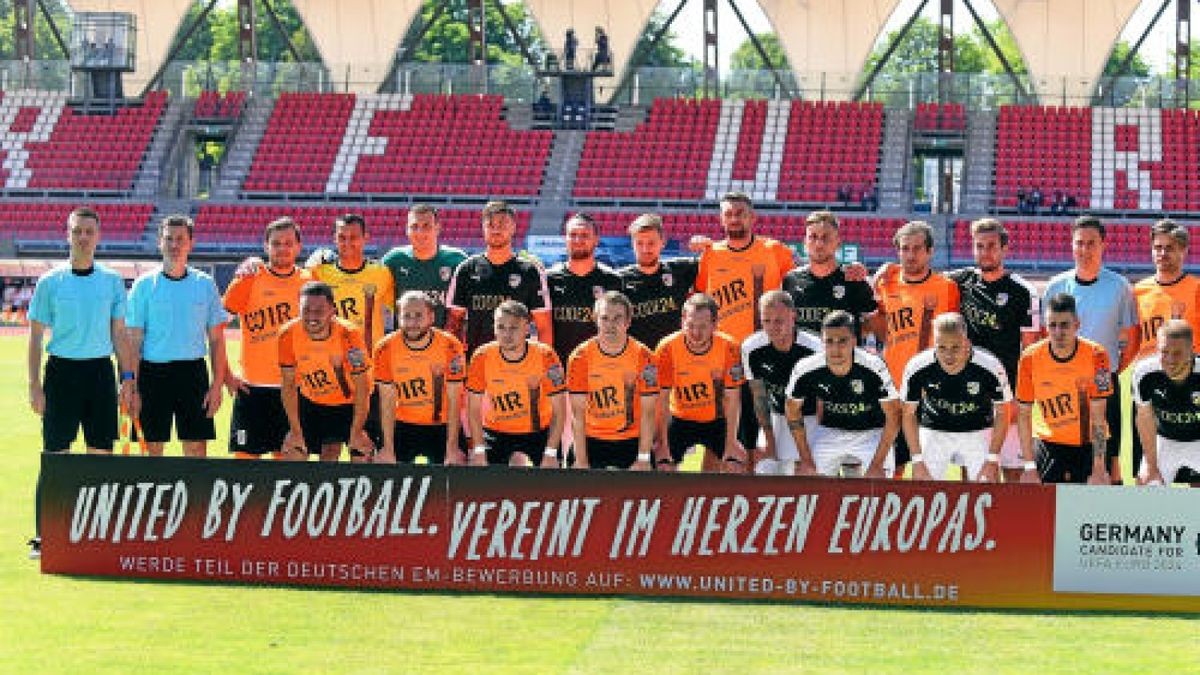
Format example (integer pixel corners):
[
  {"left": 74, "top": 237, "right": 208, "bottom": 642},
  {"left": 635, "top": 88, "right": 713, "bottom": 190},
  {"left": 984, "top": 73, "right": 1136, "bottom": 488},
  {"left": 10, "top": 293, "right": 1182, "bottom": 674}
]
[
  {"left": 947, "top": 268, "right": 1038, "bottom": 387},
  {"left": 447, "top": 253, "right": 549, "bottom": 355},
  {"left": 1132, "top": 355, "right": 1200, "bottom": 442},
  {"left": 787, "top": 349, "right": 898, "bottom": 431},
  {"left": 546, "top": 262, "right": 623, "bottom": 362},
  {"left": 620, "top": 258, "right": 698, "bottom": 350},
  {"left": 781, "top": 265, "right": 876, "bottom": 337},
  {"left": 741, "top": 328, "right": 823, "bottom": 414},
  {"left": 900, "top": 347, "right": 1012, "bottom": 432}
]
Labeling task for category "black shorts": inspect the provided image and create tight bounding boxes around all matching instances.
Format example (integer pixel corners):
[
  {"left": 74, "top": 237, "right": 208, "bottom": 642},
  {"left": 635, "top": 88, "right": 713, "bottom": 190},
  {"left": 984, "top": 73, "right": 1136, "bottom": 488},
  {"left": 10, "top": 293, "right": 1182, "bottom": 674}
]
[
  {"left": 1035, "top": 439, "right": 1094, "bottom": 484},
  {"left": 737, "top": 383, "right": 759, "bottom": 449},
  {"left": 229, "top": 386, "right": 289, "bottom": 455},
  {"left": 588, "top": 436, "right": 640, "bottom": 470},
  {"left": 42, "top": 356, "right": 117, "bottom": 452},
  {"left": 394, "top": 421, "right": 448, "bottom": 464},
  {"left": 667, "top": 417, "right": 727, "bottom": 463},
  {"left": 298, "top": 395, "right": 355, "bottom": 455},
  {"left": 893, "top": 430, "right": 912, "bottom": 466},
  {"left": 138, "top": 359, "right": 215, "bottom": 443},
  {"left": 483, "top": 427, "right": 547, "bottom": 466}
]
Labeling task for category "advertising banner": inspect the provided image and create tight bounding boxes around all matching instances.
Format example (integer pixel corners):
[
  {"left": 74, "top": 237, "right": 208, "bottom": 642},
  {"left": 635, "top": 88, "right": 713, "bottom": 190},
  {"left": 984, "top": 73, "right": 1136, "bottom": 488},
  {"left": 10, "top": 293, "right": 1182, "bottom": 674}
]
[{"left": 38, "top": 455, "right": 1199, "bottom": 612}]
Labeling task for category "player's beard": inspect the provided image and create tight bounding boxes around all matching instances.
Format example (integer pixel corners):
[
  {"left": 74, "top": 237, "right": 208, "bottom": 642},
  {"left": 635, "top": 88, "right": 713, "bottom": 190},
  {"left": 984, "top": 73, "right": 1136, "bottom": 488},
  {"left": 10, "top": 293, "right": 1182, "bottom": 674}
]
[{"left": 569, "top": 248, "right": 595, "bottom": 261}]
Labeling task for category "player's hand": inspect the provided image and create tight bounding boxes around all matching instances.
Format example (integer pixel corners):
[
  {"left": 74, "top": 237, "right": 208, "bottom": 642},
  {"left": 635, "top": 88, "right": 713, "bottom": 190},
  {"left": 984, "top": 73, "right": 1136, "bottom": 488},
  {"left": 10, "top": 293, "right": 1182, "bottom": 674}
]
[
  {"left": 541, "top": 454, "right": 561, "bottom": 469},
  {"left": 28, "top": 382, "right": 45, "bottom": 416},
  {"left": 281, "top": 429, "right": 306, "bottom": 458},
  {"left": 224, "top": 373, "right": 249, "bottom": 397},
  {"left": 722, "top": 442, "right": 748, "bottom": 474},
  {"left": 1087, "top": 468, "right": 1111, "bottom": 486},
  {"left": 444, "top": 446, "right": 466, "bottom": 466},
  {"left": 349, "top": 429, "right": 375, "bottom": 459},
  {"left": 1019, "top": 468, "right": 1041, "bottom": 484},
  {"left": 864, "top": 463, "right": 887, "bottom": 479},
  {"left": 373, "top": 444, "right": 396, "bottom": 464},
  {"left": 468, "top": 447, "right": 488, "bottom": 467},
  {"left": 1138, "top": 464, "right": 1165, "bottom": 486},
  {"left": 203, "top": 383, "right": 223, "bottom": 418},
  {"left": 631, "top": 458, "right": 651, "bottom": 472},
  {"left": 655, "top": 458, "right": 676, "bottom": 472},
  {"left": 687, "top": 235, "right": 713, "bottom": 253},
  {"left": 796, "top": 459, "right": 820, "bottom": 477},
  {"left": 305, "top": 247, "right": 337, "bottom": 268},
  {"left": 234, "top": 256, "right": 264, "bottom": 278},
  {"left": 910, "top": 462, "right": 933, "bottom": 481},
  {"left": 843, "top": 262, "right": 870, "bottom": 282},
  {"left": 976, "top": 461, "right": 1001, "bottom": 484}
]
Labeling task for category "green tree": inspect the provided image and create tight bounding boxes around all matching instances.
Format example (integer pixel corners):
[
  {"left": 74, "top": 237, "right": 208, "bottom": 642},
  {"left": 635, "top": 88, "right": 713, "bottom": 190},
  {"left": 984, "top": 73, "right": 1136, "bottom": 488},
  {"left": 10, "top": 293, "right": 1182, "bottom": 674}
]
[
  {"left": 166, "top": 0, "right": 320, "bottom": 63},
  {"left": 633, "top": 10, "right": 689, "bottom": 68},
  {"left": 0, "top": 0, "right": 74, "bottom": 60},
  {"left": 401, "top": 0, "right": 547, "bottom": 66},
  {"left": 1104, "top": 41, "right": 1152, "bottom": 77},
  {"left": 971, "top": 19, "right": 1027, "bottom": 75},
  {"left": 729, "top": 33, "right": 788, "bottom": 72},
  {"left": 862, "top": 17, "right": 987, "bottom": 76}
]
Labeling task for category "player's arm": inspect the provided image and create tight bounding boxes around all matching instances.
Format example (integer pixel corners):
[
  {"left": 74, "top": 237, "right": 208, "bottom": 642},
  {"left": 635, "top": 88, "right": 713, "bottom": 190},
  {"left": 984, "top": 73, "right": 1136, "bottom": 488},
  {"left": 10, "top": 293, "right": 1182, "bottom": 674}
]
[
  {"left": 867, "top": 399, "right": 901, "bottom": 479},
  {"left": 203, "top": 322, "right": 227, "bottom": 418},
  {"left": 349, "top": 369, "right": 374, "bottom": 457},
  {"left": 444, "top": 381, "right": 465, "bottom": 466},
  {"left": 26, "top": 320, "right": 46, "bottom": 416},
  {"left": 1086, "top": 397, "right": 1111, "bottom": 485},
  {"left": 466, "top": 391, "right": 487, "bottom": 466},
  {"left": 126, "top": 327, "right": 146, "bottom": 417},
  {"left": 1134, "top": 402, "right": 1164, "bottom": 485},
  {"left": 570, "top": 393, "right": 589, "bottom": 469},
  {"left": 747, "top": 379, "right": 776, "bottom": 460},
  {"left": 634, "top": 393, "right": 657, "bottom": 471},
  {"left": 544, "top": 393, "right": 566, "bottom": 470},
  {"left": 444, "top": 264, "right": 467, "bottom": 341},
  {"left": 784, "top": 396, "right": 818, "bottom": 476},
  {"left": 532, "top": 309, "right": 553, "bottom": 346},
  {"left": 655, "top": 390, "right": 673, "bottom": 470},
  {"left": 279, "top": 367, "right": 305, "bottom": 460},
  {"left": 903, "top": 402, "right": 931, "bottom": 481},
  {"left": 375, "top": 382, "right": 397, "bottom": 464},
  {"left": 721, "top": 384, "right": 743, "bottom": 470},
  {"left": 977, "top": 402, "right": 1007, "bottom": 483},
  {"left": 1016, "top": 402, "right": 1039, "bottom": 483}
]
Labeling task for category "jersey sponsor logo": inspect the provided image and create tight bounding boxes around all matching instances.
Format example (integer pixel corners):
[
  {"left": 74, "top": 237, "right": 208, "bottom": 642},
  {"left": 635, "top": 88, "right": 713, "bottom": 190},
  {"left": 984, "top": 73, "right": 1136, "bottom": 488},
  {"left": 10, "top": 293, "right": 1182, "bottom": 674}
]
[
  {"left": 547, "top": 364, "right": 565, "bottom": 387},
  {"left": 347, "top": 347, "right": 367, "bottom": 370},
  {"left": 1190, "top": 390, "right": 1200, "bottom": 407},
  {"left": 832, "top": 285, "right": 845, "bottom": 299},
  {"left": 509, "top": 274, "right": 521, "bottom": 288}
]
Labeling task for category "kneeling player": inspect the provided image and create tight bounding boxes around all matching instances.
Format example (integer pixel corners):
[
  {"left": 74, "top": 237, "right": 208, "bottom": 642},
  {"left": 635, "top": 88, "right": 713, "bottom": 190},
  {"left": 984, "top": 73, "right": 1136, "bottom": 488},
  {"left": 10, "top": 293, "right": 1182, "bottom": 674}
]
[
  {"left": 656, "top": 294, "right": 745, "bottom": 472},
  {"left": 1133, "top": 319, "right": 1200, "bottom": 486},
  {"left": 375, "top": 291, "right": 466, "bottom": 465},
  {"left": 466, "top": 301, "right": 566, "bottom": 467},
  {"left": 567, "top": 291, "right": 658, "bottom": 470},
  {"left": 785, "top": 310, "right": 901, "bottom": 478},
  {"left": 279, "top": 282, "right": 375, "bottom": 462},
  {"left": 901, "top": 313, "right": 1011, "bottom": 482}
]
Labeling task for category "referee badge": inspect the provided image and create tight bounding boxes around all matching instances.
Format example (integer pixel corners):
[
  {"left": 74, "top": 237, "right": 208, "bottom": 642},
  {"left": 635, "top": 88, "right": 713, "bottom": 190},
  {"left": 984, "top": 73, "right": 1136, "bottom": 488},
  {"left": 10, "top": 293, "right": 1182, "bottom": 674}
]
[
  {"left": 440, "top": 266, "right": 452, "bottom": 282},
  {"left": 662, "top": 273, "right": 674, "bottom": 287},
  {"left": 996, "top": 292, "right": 1009, "bottom": 306},
  {"left": 833, "top": 285, "right": 845, "bottom": 299},
  {"left": 851, "top": 379, "right": 864, "bottom": 394},
  {"left": 1191, "top": 391, "right": 1200, "bottom": 407},
  {"left": 509, "top": 274, "right": 521, "bottom": 288},
  {"left": 967, "top": 381, "right": 980, "bottom": 395}
]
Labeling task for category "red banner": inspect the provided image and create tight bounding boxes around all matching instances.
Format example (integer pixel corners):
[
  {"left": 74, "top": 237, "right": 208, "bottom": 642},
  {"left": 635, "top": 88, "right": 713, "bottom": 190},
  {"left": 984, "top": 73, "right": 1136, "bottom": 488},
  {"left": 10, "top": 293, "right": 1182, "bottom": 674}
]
[{"left": 38, "top": 455, "right": 1199, "bottom": 611}]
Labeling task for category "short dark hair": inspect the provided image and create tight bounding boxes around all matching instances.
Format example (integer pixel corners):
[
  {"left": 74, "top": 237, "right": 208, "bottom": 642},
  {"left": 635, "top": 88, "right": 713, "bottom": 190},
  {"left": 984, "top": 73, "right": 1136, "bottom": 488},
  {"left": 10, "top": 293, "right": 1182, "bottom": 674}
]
[
  {"left": 336, "top": 213, "right": 367, "bottom": 233},
  {"left": 594, "top": 290, "right": 632, "bottom": 319},
  {"left": 805, "top": 210, "right": 839, "bottom": 230},
  {"left": 159, "top": 214, "right": 194, "bottom": 239},
  {"left": 970, "top": 218, "right": 1009, "bottom": 247},
  {"left": 482, "top": 200, "right": 515, "bottom": 224},
  {"left": 565, "top": 212, "right": 596, "bottom": 233},
  {"left": 1072, "top": 215, "right": 1105, "bottom": 240},
  {"left": 893, "top": 221, "right": 934, "bottom": 250},
  {"left": 68, "top": 207, "right": 100, "bottom": 227},
  {"left": 1046, "top": 292, "right": 1077, "bottom": 317},
  {"left": 822, "top": 310, "right": 855, "bottom": 332},
  {"left": 408, "top": 204, "right": 439, "bottom": 222},
  {"left": 397, "top": 289, "right": 436, "bottom": 312},
  {"left": 683, "top": 293, "right": 720, "bottom": 321},
  {"left": 494, "top": 299, "right": 530, "bottom": 322},
  {"left": 264, "top": 216, "right": 301, "bottom": 244},
  {"left": 1151, "top": 219, "right": 1189, "bottom": 248},
  {"left": 720, "top": 191, "right": 753, "bottom": 210},
  {"left": 300, "top": 281, "right": 335, "bottom": 305}
]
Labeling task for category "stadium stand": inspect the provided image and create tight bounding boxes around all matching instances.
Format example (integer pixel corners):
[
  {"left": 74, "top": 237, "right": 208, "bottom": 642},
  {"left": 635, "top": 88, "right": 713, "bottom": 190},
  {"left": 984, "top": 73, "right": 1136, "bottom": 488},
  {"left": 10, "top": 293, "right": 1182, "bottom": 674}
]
[
  {"left": 913, "top": 102, "right": 965, "bottom": 131},
  {"left": 0, "top": 202, "right": 153, "bottom": 241},
  {"left": 193, "top": 90, "right": 247, "bottom": 121},
  {"left": 0, "top": 90, "right": 168, "bottom": 192},
  {"left": 242, "top": 93, "right": 552, "bottom": 196}
]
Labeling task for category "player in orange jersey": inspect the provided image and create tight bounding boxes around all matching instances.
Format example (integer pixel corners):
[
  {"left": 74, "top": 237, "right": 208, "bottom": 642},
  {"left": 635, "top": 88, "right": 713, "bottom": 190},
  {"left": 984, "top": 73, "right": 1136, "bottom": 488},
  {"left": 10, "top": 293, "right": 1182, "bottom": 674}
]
[
  {"left": 278, "top": 282, "right": 374, "bottom": 462},
  {"left": 566, "top": 291, "right": 658, "bottom": 470},
  {"left": 375, "top": 291, "right": 466, "bottom": 465}
]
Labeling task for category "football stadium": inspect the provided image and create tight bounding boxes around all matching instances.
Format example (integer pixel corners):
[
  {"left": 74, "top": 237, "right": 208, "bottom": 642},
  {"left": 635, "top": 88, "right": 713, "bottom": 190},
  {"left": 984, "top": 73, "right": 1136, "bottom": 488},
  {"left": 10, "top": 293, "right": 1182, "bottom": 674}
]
[{"left": 3, "top": 0, "right": 1199, "bottom": 670}]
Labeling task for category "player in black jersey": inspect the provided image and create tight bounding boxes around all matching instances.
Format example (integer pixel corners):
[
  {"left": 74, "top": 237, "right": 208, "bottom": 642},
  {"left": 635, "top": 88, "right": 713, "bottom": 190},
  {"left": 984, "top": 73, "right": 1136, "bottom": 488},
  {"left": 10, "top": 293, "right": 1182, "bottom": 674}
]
[
  {"left": 620, "top": 213, "right": 699, "bottom": 350},
  {"left": 741, "top": 290, "right": 823, "bottom": 475},
  {"left": 446, "top": 200, "right": 552, "bottom": 356},
  {"left": 901, "top": 313, "right": 1012, "bottom": 482},
  {"left": 945, "top": 218, "right": 1039, "bottom": 482},
  {"left": 785, "top": 310, "right": 901, "bottom": 478},
  {"left": 546, "top": 213, "right": 622, "bottom": 362},
  {"left": 1132, "top": 319, "right": 1200, "bottom": 486},
  {"left": 781, "top": 210, "right": 876, "bottom": 338}
]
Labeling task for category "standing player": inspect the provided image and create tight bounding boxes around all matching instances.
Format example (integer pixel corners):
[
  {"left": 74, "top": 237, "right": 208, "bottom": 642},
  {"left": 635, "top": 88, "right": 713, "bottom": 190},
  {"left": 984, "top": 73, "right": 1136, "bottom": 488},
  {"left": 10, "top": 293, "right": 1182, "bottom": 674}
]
[
  {"left": 1016, "top": 294, "right": 1112, "bottom": 484},
  {"left": 546, "top": 213, "right": 622, "bottom": 363},
  {"left": 655, "top": 294, "right": 745, "bottom": 472},
  {"left": 946, "top": 218, "right": 1040, "bottom": 481},
  {"left": 620, "top": 213, "right": 699, "bottom": 349},
  {"left": 278, "top": 282, "right": 374, "bottom": 462},
  {"left": 741, "top": 291, "right": 823, "bottom": 474},
  {"left": 465, "top": 301, "right": 566, "bottom": 467},
  {"left": 901, "top": 313, "right": 1012, "bottom": 482},
  {"left": 1130, "top": 220, "right": 1200, "bottom": 480},
  {"left": 785, "top": 311, "right": 901, "bottom": 478},
  {"left": 1132, "top": 320, "right": 1200, "bottom": 486},
  {"left": 567, "top": 292, "right": 658, "bottom": 470},
  {"left": 222, "top": 217, "right": 308, "bottom": 459},
  {"left": 695, "top": 192, "right": 795, "bottom": 451},
  {"left": 782, "top": 210, "right": 876, "bottom": 337},
  {"left": 447, "top": 201, "right": 552, "bottom": 355},
  {"left": 1043, "top": 216, "right": 1137, "bottom": 483},
  {"left": 126, "top": 216, "right": 228, "bottom": 458},
  {"left": 374, "top": 292, "right": 466, "bottom": 465},
  {"left": 380, "top": 204, "right": 467, "bottom": 329},
  {"left": 26, "top": 207, "right": 134, "bottom": 558},
  {"left": 870, "top": 220, "right": 960, "bottom": 477}
]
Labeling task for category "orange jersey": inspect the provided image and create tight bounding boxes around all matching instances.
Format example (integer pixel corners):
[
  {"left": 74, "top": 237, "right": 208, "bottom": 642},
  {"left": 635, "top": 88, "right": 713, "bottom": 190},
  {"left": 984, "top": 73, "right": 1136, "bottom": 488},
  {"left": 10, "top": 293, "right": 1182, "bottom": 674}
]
[
  {"left": 566, "top": 337, "right": 657, "bottom": 440},
  {"left": 223, "top": 267, "right": 309, "bottom": 386},
  {"left": 655, "top": 330, "right": 745, "bottom": 422},
  {"left": 466, "top": 340, "right": 566, "bottom": 433},
  {"left": 309, "top": 262, "right": 395, "bottom": 348},
  {"left": 695, "top": 236, "right": 795, "bottom": 342},
  {"left": 278, "top": 317, "right": 371, "bottom": 406},
  {"left": 1016, "top": 338, "right": 1112, "bottom": 446},
  {"left": 1133, "top": 274, "right": 1200, "bottom": 358},
  {"left": 873, "top": 265, "right": 961, "bottom": 386},
  {"left": 373, "top": 328, "right": 466, "bottom": 425}
]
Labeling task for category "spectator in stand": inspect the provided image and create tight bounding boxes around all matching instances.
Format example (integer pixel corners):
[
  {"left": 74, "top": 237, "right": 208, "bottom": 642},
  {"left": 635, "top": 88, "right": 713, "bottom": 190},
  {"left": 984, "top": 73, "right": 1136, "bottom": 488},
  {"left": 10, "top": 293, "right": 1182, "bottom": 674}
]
[
  {"left": 1016, "top": 187, "right": 1028, "bottom": 214},
  {"left": 861, "top": 186, "right": 879, "bottom": 211},
  {"left": 593, "top": 27, "right": 611, "bottom": 71},
  {"left": 1028, "top": 187, "right": 1043, "bottom": 215},
  {"left": 564, "top": 29, "right": 578, "bottom": 70}
]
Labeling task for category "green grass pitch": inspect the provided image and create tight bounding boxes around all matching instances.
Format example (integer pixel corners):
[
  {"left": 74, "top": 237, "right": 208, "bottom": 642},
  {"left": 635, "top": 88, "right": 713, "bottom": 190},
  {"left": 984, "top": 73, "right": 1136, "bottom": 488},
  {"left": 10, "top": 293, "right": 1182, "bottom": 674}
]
[{"left": 1, "top": 334, "right": 1196, "bottom": 673}]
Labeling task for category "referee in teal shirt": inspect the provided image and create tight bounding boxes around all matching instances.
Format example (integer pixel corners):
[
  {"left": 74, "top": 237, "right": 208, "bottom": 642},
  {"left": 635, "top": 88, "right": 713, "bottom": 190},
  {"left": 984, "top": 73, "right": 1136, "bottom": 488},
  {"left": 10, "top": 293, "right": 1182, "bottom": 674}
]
[
  {"left": 26, "top": 207, "right": 134, "bottom": 559},
  {"left": 127, "top": 215, "right": 228, "bottom": 458}
]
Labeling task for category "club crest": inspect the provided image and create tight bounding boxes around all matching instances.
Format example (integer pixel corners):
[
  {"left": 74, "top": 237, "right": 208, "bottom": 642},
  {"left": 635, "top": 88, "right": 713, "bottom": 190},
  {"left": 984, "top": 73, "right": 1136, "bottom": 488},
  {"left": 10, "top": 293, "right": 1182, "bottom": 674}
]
[
  {"left": 851, "top": 379, "right": 864, "bottom": 394},
  {"left": 662, "top": 273, "right": 673, "bottom": 287},
  {"left": 832, "top": 285, "right": 845, "bottom": 299},
  {"left": 996, "top": 292, "right": 1009, "bottom": 306},
  {"left": 508, "top": 274, "right": 521, "bottom": 288},
  {"left": 967, "top": 381, "right": 980, "bottom": 395}
]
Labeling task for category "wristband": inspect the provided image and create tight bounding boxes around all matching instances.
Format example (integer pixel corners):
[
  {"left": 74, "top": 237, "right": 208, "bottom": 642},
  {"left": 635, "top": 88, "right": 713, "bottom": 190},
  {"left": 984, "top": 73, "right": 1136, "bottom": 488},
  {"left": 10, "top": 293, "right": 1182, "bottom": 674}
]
[
  {"left": 544, "top": 447, "right": 558, "bottom": 457},
  {"left": 1023, "top": 460, "right": 1037, "bottom": 471},
  {"left": 985, "top": 453, "right": 1000, "bottom": 463},
  {"left": 471, "top": 445, "right": 486, "bottom": 455},
  {"left": 910, "top": 453, "right": 924, "bottom": 464},
  {"left": 120, "top": 371, "right": 136, "bottom": 382},
  {"left": 637, "top": 452, "right": 651, "bottom": 463}
]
